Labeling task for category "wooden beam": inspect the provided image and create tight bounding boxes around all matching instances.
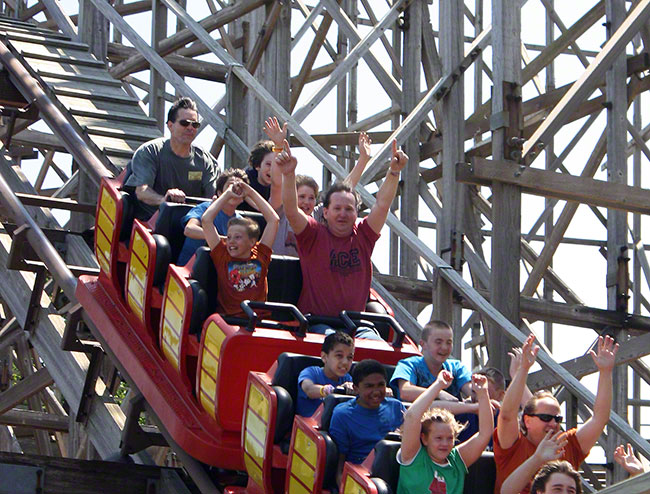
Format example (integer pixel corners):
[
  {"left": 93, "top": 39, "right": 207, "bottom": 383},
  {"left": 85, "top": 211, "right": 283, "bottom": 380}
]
[
  {"left": 0, "top": 408, "right": 69, "bottom": 432},
  {"left": 457, "top": 157, "right": 650, "bottom": 215},
  {"left": 0, "top": 367, "right": 53, "bottom": 415}
]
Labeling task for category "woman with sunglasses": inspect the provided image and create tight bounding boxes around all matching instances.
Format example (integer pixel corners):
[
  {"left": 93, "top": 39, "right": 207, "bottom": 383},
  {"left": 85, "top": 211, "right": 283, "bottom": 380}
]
[{"left": 492, "top": 334, "right": 618, "bottom": 494}]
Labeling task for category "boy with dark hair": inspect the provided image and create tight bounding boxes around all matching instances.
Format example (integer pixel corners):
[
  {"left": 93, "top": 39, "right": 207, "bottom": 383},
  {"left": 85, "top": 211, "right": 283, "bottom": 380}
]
[
  {"left": 329, "top": 359, "right": 405, "bottom": 483},
  {"left": 239, "top": 140, "right": 275, "bottom": 212},
  {"left": 177, "top": 168, "right": 249, "bottom": 265},
  {"left": 202, "top": 179, "right": 279, "bottom": 317},
  {"left": 296, "top": 331, "right": 355, "bottom": 417}
]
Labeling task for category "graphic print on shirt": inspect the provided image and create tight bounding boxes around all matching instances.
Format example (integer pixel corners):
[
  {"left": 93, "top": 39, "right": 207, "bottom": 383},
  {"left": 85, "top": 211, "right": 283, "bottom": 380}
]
[
  {"left": 329, "top": 248, "right": 361, "bottom": 274},
  {"left": 429, "top": 471, "right": 447, "bottom": 494},
  {"left": 227, "top": 259, "right": 262, "bottom": 292}
]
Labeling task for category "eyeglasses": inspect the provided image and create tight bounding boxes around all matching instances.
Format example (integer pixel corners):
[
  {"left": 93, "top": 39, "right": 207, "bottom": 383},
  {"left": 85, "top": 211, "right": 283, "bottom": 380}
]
[
  {"left": 527, "top": 413, "right": 563, "bottom": 423},
  {"left": 178, "top": 119, "right": 201, "bottom": 129}
]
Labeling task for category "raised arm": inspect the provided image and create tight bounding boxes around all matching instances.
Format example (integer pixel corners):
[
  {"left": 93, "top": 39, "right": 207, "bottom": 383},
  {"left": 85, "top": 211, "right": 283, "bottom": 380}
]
[
  {"left": 239, "top": 182, "right": 280, "bottom": 249},
  {"left": 201, "top": 185, "right": 240, "bottom": 250},
  {"left": 400, "top": 370, "right": 453, "bottom": 464},
  {"left": 509, "top": 346, "right": 534, "bottom": 407},
  {"left": 264, "top": 117, "right": 287, "bottom": 211},
  {"left": 277, "top": 140, "right": 309, "bottom": 235},
  {"left": 366, "top": 140, "right": 408, "bottom": 234},
  {"left": 343, "top": 132, "right": 372, "bottom": 188},
  {"left": 576, "top": 335, "right": 618, "bottom": 454},
  {"left": 500, "top": 431, "right": 568, "bottom": 494},
  {"left": 497, "top": 334, "right": 538, "bottom": 449},
  {"left": 458, "top": 374, "right": 495, "bottom": 467}
]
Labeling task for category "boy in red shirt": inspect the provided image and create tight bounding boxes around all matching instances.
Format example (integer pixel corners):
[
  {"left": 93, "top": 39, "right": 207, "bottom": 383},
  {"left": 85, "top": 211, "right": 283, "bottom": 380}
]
[{"left": 202, "top": 179, "right": 279, "bottom": 317}]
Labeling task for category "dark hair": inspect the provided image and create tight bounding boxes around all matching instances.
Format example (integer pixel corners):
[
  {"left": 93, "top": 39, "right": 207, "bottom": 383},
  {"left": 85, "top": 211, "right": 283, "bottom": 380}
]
[
  {"left": 322, "top": 331, "right": 354, "bottom": 354},
  {"left": 323, "top": 182, "right": 360, "bottom": 209},
  {"left": 521, "top": 390, "right": 558, "bottom": 435},
  {"left": 530, "top": 460, "right": 582, "bottom": 494},
  {"left": 477, "top": 367, "right": 506, "bottom": 392},
  {"left": 296, "top": 174, "right": 319, "bottom": 196},
  {"left": 227, "top": 217, "right": 260, "bottom": 241},
  {"left": 167, "top": 97, "right": 197, "bottom": 123},
  {"left": 216, "top": 168, "right": 249, "bottom": 194},
  {"left": 352, "top": 359, "right": 386, "bottom": 386},
  {"left": 248, "top": 140, "right": 274, "bottom": 170},
  {"left": 420, "top": 320, "right": 452, "bottom": 342}
]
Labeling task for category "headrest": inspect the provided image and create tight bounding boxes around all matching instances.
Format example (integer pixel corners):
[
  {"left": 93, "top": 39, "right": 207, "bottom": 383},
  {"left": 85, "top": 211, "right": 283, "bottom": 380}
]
[
  {"left": 464, "top": 452, "right": 496, "bottom": 494},
  {"left": 272, "top": 352, "right": 323, "bottom": 405},
  {"left": 188, "top": 279, "right": 208, "bottom": 336},
  {"left": 370, "top": 440, "right": 400, "bottom": 493},
  {"left": 191, "top": 247, "right": 218, "bottom": 314},
  {"left": 152, "top": 234, "right": 171, "bottom": 288},
  {"left": 267, "top": 255, "right": 303, "bottom": 306},
  {"left": 119, "top": 191, "right": 136, "bottom": 243},
  {"left": 320, "top": 394, "right": 354, "bottom": 432}
]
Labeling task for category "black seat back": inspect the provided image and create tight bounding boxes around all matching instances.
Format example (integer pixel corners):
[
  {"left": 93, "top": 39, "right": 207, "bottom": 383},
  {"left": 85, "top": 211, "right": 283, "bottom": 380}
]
[
  {"left": 155, "top": 203, "right": 193, "bottom": 264},
  {"left": 370, "top": 440, "right": 400, "bottom": 494},
  {"left": 320, "top": 394, "right": 355, "bottom": 432},
  {"left": 188, "top": 279, "right": 208, "bottom": 336},
  {"left": 267, "top": 255, "right": 303, "bottom": 305},
  {"left": 191, "top": 247, "right": 218, "bottom": 314},
  {"left": 464, "top": 452, "right": 496, "bottom": 494},
  {"left": 119, "top": 191, "right": 136, "bottom": 244},
  {"left": 152, "top": 234, "right": 172, "bottom": 289}
]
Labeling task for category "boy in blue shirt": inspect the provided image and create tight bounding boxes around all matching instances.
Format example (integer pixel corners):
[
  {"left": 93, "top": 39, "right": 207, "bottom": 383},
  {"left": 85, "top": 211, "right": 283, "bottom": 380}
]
[
  {"left": 329, "top": 359, "right": 405, "bottom": 484},
  {"left": 296, "top": 331, "right": 354, "bottom": 417},
  {"left": 176, "top": 168, "right": 248, "bottom": 265}
]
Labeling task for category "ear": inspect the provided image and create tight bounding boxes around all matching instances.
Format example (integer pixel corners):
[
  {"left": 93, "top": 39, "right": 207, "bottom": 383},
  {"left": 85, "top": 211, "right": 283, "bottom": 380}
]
[
  {"left": 320, "top": 351, "right": 327, "bottom": 363},
  {"left": 166, "top": 120, "right": 173, "bottom": 131},
  {"left": 420, "top": 431, "right": 429, "bottom": 446}
]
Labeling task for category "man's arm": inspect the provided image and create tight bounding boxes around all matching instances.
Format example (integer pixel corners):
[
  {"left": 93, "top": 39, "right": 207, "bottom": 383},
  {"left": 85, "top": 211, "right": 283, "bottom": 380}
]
[
  {"left": 343, "top": 132, "right": 371, "bottom": 188},
  {"left": 240, "top": 182, "right": 280, "bottom": 249},
  {"left": 509, "top": 346, "right": 534, "bottom": 406},
  {"left": 277, "top": 140, "right": 309, "bottom": 235},
  {"left": 366, "top": 140, "right": 408, "bottom": 234},
  {"left": 497, "top": 334, "right": 538, "bottom": 449},
  {"left": 576, "top": 335, "right": 618, "bottom": 454}
]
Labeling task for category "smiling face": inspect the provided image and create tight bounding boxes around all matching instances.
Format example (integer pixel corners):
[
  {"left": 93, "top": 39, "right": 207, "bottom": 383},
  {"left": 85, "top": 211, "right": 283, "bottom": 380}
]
[
  {"left": 323, "top": 191, "right": 358, "bottom": 237},
  {"left": 226, "top": 224, "right": 256, "bottom": 259},
  {"left": 297, "top": 185, "right": 317, "bottom": 216},
  {"left": 256, "top": 152, "right": 274, "bottom": 187},
  {"left": 422, "top": 421, "right": 455, "bottom": 464},
  {"left": 537, "top": 473, "right": 577, "bottom": 494},
  {"left": 321, "top": 343, "right": 354, "bottom": 380},
  {"left": 524, "top": 397, "right": 562, "bottom": 445},
  {"left": 421, "top": 327, "right": 453, "bottom": 367},
  {"left": 167, "top": 108, "right": 199, "bottom": 150},
  {"left": 354, "top": 373, "right": 386, "bottom": 409}
]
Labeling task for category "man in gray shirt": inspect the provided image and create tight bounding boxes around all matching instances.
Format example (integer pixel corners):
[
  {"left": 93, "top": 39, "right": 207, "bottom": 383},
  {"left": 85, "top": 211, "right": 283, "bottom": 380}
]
[{"left": 125, "top": 97, "right": 219, "bottom": 220}]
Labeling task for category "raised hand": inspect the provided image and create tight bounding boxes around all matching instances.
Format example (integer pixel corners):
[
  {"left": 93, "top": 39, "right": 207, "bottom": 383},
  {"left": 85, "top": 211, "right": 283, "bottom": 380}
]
[
  {"left": 516, "top": 333, "right": 539, "bottom": 372},
  {"left": 472, "top": 373, "right": 489, "bottom": 395},
  {"left": 263, "top": 116, "right": 287, "bottom": 147},
  {"left": 224, "top": 179, "right": 245, "bottom": 200},
  {"left": 358, "top": 132, "right": 372, "bottom": 160},
  {"left": 589, "top": 335, "right": 618, "bottom": 372},
  {"left": 435, "top": 369, "right": 454, "bottom": 389},
  {"left": 614, "top": 443, "right": 646, "bottom": 476},
  {"left": 389, "top": 139, "right": 408, "bottom": 173},
  {"left": 534, "top": 430, "right": 567, "bottom": 463},
  {"left": 275, "top": 139, "right": 298, "bottom": 176}
]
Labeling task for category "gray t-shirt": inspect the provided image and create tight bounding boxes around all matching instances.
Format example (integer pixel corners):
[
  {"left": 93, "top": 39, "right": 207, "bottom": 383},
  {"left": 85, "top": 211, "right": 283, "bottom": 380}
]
[
  {"left": 125, "top": 137, "right": 219, "bottom": 219},
  {"left": 272, "top": 204, "right": 324, "bottom": 257}
]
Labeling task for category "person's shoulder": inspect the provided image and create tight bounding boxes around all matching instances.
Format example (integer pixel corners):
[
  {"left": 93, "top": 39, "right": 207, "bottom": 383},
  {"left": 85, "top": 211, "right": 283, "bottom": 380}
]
[
  {"left": 384, "top": 396, "right": 405, "bottom": 410},
  {"left": 134, "top": 137, "right": 167, "bottom": 155},
  {"left": 397, "top": 355, "right": 424, "bottom": 367},
  {"left": 191, "top": 143, "right": 216, "bottom": 160},
  {"left": 255, "top": 242, "right": 273, "bottom": 258},
  {"left": 299, "top": 365, "right": 323, "bottom": 379}
]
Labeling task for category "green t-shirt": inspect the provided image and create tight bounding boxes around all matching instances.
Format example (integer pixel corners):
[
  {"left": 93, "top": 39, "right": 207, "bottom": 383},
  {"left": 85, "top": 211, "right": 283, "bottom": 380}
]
[
  {"left": 397, "top": 446, "right": 468, "bottom": 494},
  {"left": 125, "top": 138, "right": 218, "bottom": 219}
]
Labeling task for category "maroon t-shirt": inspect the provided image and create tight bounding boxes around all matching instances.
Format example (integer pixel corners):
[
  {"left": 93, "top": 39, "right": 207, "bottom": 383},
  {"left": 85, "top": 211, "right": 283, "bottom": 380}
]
[{"left": 295, "top": 216, "right": 379, "bottom": 317}]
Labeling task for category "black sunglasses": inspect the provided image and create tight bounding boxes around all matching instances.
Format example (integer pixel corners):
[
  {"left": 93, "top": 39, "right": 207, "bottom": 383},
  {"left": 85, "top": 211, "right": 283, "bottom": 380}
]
[
  {"left": 178, "top": 119, "right": 201, "bottom": 129},
  {"left": 527, "top": 413, "right": 563, "bottom": 423}
]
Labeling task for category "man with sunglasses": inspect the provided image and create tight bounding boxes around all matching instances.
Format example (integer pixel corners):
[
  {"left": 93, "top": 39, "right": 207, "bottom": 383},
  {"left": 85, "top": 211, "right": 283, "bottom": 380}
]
[
  {"left": 125, "top": 97, "right": 219, "bottom": 220},
  {"left": 493, "top": 334, "right": 619, "bottom": 494}
]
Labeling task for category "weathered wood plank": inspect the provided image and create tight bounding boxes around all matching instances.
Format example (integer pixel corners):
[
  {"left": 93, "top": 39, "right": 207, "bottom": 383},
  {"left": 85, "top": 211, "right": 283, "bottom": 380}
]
[
  {"left": 0, "top": 367, "right": 53, "bottom": 415},
  {"left": 0, "top": 408, "right": 69, "bottom": 432}
]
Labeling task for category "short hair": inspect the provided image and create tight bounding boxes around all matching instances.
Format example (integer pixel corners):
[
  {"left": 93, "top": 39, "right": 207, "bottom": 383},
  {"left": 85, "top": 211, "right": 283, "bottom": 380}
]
[
  {"left": 167, "top": 97, "right": 197, "bottom": 123},
  {"left": 521, "top": 390, "right": 558, "bottom": 434},
  {"left": 476, "top": 367, "right": 506, "bottom": 392},
  {"left": 530, "top": 460, "right": 582, "bottom": 494},
  {"left": 352, "top": 359, "right": 386, "bottom": 386},
  {"left": 323, "top": 182, "right": 360, "bottom": 209},
  {"left": 216, "top": 168, "right": 249, "bottom": 194},
  {"left": 296, "top": 174, "right": 319, "bottom": 196},
  {"left": 227, "top": 217, "right": 260, "bottom": 241},
  {"left": 420, "top": 407, "right": 467, "bottom": 438},
  {"left": 322, "top": 331, "right": 354, "bottom": 354},
  {"left": 420, "top": 320, "right": 453, "bottom": 342},
  {"left": 248, "top": 140, "right": 274, "bottom": 170}
]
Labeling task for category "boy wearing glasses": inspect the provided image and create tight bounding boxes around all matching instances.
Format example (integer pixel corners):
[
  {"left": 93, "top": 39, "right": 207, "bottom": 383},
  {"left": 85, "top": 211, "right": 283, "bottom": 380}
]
[
  {"left": 125, "top": 97, "right": 219, "bottom": 220},
  {"left": 493, "top": 333, "right": 618, "bottom": 494}
]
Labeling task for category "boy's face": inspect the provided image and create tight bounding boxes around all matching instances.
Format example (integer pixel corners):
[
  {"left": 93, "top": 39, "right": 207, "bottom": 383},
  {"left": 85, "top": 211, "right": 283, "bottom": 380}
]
[
  {"left": 257, "top": 152, "right": 274, "bottom": 186},
  {"left": 421, "top": 327, "right": 453, "bottom": 366},
  {"left": 321, "top": 343, "right": 354, "bottom": 379},
  {"left": 422, "top": 421, "right": 455, "bottom": 464},
  {"left": 354, "top": 372, "right": 386, "bottom": 409},
  {"left": 538, "top": 473, "right": 577, "bottom": 494},
  {"left": 226, "top": 224, "right": 256, "bottom": 258},
  {"left": 297, "top": 185, "right": 317, "bottom": 216}
]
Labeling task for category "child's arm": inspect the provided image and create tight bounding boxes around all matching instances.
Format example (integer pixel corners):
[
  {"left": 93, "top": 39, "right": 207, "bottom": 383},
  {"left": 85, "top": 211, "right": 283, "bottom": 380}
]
[
  {"left": 264, "top": 117, "right": 287, "bottom": 211},
  {"left": 343, "top": 132, "right": 372, "bottom": 188},
  {"left": 500, "top": 431, "right": 567, "bottom": 494},
  {"left": 457, "top": 374, "right": 495, "bottom": 467},
  {"left": 301, "top": 379, "right": 336, "bottom": 400},
  {"left": 614, "top": 443, "right": 646, "bottom": 477},
  {"left": 400, "top": 370, "right": 453, "bottom": 464},
  {"left": 497, "top": 334, "right": 538, "bottom": 450},
  {"left": 201, "top": 186, "right": 240, "bottom": 250},
  {"left": 278, "top": 140, "right": 309, "bottom": 235},
  {"left": 184, "top": 218, "right": 205, "bottom": 239},
  {"left": 239, "top": 182, "right": 280, "bottom": 249}
]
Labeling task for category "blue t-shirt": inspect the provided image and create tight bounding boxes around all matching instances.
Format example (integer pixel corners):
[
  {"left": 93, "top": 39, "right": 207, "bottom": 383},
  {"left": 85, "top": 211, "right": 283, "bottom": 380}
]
[
  {"left": 455, "top": 409, "right": 498, "bottom": 447},
  {"left": 389, "top": 357, "right": 471, "bottom": 401},
  {"left": 176, "top": 202, "right": 237, "bottom": 265},
  {"left": 329, "top": 397, "right": 405, "bottom": 464},
  {"left": 296, "top": 366, "right": 352, "bottom": 418}
]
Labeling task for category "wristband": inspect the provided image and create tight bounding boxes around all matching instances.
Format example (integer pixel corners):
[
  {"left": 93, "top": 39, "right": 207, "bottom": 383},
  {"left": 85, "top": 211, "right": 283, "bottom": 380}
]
[
  {"left": 320, "top": 386, "right": 326, "bottom": 397},
  {"left": 389, "top": 169, "right": 400, "bottom": 177},
  {"left": 272, "top": 146, "right": 284, "bottom": 153}
]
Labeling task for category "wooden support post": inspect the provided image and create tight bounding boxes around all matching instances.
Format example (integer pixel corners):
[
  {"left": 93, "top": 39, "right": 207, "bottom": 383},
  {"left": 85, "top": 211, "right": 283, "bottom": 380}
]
[
  {"left": 151, "top": 0, "right": 168, "bottom": 130},
  {"left": 399, "top": 0, "right": 421, "bottom": 317},
  {"left": 78, "top": 0, "right": 109, "bottom": 62},
  {"left": 335, "top": 0, "right": 349, "bottom": 172},
  {"left": 606, "top": 0, "right": 629, "bottom": 483},
  {"left": 489, "top": 0, "right": 522, "bottom": 373}
]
